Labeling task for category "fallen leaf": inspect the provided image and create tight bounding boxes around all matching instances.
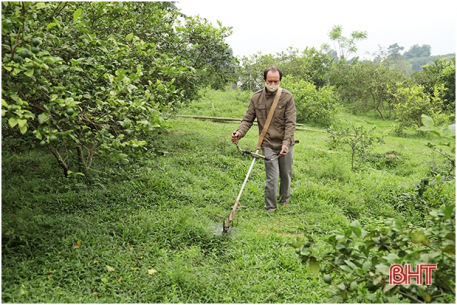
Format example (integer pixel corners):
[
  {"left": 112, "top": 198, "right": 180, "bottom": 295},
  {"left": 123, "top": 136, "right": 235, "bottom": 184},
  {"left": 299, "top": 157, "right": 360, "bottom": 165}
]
[
  {"left": 106, "top": 265, "right": 115, "bottom": 272},
  {"left": 92, "top": 291, "right": 99, "bottom": 295},
  {"left": 48, "top": 274, "right": 53, "bottom": 280},
  {"left": 148, "top": 268, "right": 157, "bottom": 275},
  {"left": 93, "top": 260, "right": 100, "bottom": 265},
  {"left": 74, "top": 240, "right": 81, "bottom": 249},
  {"left": 118, "top": 276, "right": 123, "bottom": 282}
]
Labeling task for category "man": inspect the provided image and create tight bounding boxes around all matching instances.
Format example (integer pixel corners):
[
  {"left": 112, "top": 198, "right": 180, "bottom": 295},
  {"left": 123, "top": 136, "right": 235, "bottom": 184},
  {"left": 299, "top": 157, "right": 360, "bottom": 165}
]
[{"left": 231, "top": 65, "right": 296, "bottom": 211}]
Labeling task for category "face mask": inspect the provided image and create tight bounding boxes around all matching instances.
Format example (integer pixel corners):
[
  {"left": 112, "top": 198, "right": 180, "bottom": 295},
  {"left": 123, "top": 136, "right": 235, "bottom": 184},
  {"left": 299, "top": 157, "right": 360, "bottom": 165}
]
[{"left": 265, "top": 83, "right": 279, "bottom": 92}]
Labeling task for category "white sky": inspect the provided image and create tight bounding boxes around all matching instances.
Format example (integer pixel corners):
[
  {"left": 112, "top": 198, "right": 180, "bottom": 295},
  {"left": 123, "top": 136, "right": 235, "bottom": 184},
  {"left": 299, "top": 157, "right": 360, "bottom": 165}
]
[{"left": 177, "top": 0, "right": 456, "bottom": 59}]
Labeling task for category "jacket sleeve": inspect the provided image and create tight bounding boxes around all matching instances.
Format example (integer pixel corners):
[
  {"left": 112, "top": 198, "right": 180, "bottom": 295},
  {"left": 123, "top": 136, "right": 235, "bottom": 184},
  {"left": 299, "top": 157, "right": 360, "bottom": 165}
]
[
  {"left": 237, "top": 99, "right": 256, "bottom": 138},
  {"left": 282, "top": 95, "right": 296, "bottom": 146}
]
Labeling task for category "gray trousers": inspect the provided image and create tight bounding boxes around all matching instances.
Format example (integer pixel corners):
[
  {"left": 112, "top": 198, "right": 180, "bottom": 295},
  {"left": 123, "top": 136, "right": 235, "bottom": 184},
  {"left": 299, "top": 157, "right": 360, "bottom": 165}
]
[{"left": 263, "top": 146, "right": 294, "bottom": 211}]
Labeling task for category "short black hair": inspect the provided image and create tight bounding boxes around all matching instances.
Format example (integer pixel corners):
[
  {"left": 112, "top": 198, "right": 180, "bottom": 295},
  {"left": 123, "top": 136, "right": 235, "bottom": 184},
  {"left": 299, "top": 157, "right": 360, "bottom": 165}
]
[{"left": 263, "top": 65, "right": 283, "bottom": 80}]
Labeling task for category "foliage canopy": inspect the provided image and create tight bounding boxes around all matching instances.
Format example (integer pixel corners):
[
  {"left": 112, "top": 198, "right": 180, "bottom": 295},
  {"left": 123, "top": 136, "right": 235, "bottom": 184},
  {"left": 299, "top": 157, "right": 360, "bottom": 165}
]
[{"left": 2, "top": 1, "right": 237, "bottom": 176}]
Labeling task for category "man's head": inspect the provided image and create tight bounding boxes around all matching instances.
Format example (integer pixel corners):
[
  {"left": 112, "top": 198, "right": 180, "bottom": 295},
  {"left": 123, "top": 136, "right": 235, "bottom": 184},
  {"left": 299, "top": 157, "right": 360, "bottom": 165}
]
[
  {"left": 263, "top": 65, "right": 282, "bottom": 81},
  {"left": 263, "top": 65, "right": 282, "bottom": 93}
]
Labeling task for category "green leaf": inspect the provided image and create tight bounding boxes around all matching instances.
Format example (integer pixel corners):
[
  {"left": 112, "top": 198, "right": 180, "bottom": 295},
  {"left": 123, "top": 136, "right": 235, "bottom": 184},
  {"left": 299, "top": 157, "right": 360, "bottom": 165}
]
[
  {"left": 444, "top": 232, "right": 455, "bottom": 241},
  {"left": 2, "top": 99, "right": 8, "bottom": 107},
  {"left": 17, "top": 119, "right": 27, "bottom": 129},
  {"left": 309, "top": 257, "right": 320, "bottom": 277},
  {"left": 126, "top": 33, "right": 134, "bottom": 41},
  {"left": 419, "top": 252, "right": 441, "bottom": 263},
  {"left": 8, "top": 117, "right": 18, "bottom": 128},
  {"left": 344, "top": 260, "right": 358, "bottom": 270},
  {"left": 24, "top": 69, "right": 34, "bottom": 77},
  {"left": 383, "top": 253, "right": 400, "bottom": 264},
  {"left": 336, "top": 283, "right": 346, "bottom": 291},
  {"left": 35, "top": 2, "right": 47, "bottom": 9},
  {"left": 10, "top": 94, "right": 20, "bottom": 102},
  {"left": 411, "top": 231, "right": 430, "bottom": 246},
  {"left": 339, "top": 265, "right": 352, "bottom": 273},
  {"left": 19, "top": 124, "right": 27, "bottom": 134},
  {"left": 441, "top": 245, "right": 455, "bottom": 255},
  {"left": 38, "top": 112, "right": 50, "bottom": 124},
  {"left": 383, "top": 284, "right": 395, "bottom": 293},
  {"left": 350, "top": 226, "right": 362, "bottom": 238},
  {"left": 375, "top": 264, "right": 390, "bottom": 275},
  {"left": 47, "top": 22, "right": 57, "bottom": 31},
  {"left": 373, "top": 275, "right": 383, "bottom": 285},
  {"left": 73, "top": 8, "right": 82, "bottom": 21},
  {"left": 444, "top": 205, "right": 455, "bottom": 219},
  {"left": 362, "top": 261, "right": 371, "bottom": 271}
]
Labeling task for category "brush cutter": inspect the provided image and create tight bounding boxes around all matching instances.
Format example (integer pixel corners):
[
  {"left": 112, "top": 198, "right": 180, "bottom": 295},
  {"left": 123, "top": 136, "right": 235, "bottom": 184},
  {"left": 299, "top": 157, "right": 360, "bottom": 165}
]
[
  {"left": 222, "top": 135, "right": 281, "bottom": 233},
  {"left": 223, "top": 88, "right": 284, "bottom": 233}
]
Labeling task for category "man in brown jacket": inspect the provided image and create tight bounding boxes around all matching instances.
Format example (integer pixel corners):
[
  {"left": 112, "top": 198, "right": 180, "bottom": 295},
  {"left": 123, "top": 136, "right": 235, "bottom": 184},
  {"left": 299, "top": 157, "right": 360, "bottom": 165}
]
[{"left": 231, "top": 65, "right": 296, "bottom": 211}]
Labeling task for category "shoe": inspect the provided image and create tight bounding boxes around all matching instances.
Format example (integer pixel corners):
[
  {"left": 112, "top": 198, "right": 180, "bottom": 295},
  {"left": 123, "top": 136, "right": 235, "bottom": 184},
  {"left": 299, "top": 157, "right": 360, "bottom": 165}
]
[{"left": 264, "top": 208, "right": 277, "bottom": 212}]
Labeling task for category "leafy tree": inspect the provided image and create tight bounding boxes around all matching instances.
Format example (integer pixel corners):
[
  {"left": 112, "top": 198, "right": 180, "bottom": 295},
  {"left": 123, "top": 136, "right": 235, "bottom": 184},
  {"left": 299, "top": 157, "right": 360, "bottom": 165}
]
[
  {"left": 387, "top": 43, "right": 404, "bottom": 60},
  {"left": 393, "top": 84, "right": 449, "bottom": 133},
  {"left": 403, "top": 44, "right": 432, "bottom": 59},
  {"left": 329, "top": 61, "right": 406, "bottom": 119},
  {"left": 237, "top": 52, "right": 276, "bottom": 91},
  {"left": 321, "top": 25, "right": 367, "bottom": 62},
  {"left": 237, "top": 47, "right": 333, "bottom": 91},
  {"left": 277, "top": 47, "right": 333, "bottom": 88},
  {"left": 412, "top": 57, "right": 456, "bottom": 112},
  {"left": 1, "top": 2, "right": 237, "bottom": 176}
]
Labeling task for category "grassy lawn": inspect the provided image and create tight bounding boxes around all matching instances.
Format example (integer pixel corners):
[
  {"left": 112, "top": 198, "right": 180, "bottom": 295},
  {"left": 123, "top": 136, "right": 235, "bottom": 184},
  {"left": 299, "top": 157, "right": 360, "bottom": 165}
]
[{"left": 1, "top": 88, "right": 452, "bottom": 303}]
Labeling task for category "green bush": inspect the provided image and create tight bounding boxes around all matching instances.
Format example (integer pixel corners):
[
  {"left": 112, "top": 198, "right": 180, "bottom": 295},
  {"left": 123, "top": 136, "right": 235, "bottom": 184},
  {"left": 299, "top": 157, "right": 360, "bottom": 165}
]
[
  {"left": 281, "top": 76, "right": 339, "bottom": 125},
  {"left": 327, "top": 124, "right": 384, "bottom": 170},
  {"left": 393, "top": 84, "right": 452, "bottom": 133},
  {"left": 294, "top": 203, "right": 455, "bottom": 303}
]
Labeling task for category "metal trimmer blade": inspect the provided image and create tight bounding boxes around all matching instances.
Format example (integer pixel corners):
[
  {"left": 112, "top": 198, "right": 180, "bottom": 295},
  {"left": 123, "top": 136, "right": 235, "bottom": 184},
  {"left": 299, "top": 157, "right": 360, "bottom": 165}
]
[
  {"left": 222, "top": 200, "right": 239, "bottom": 233},
  {"left": 222, "top": 221, "right": 230, "bottom": 233}
]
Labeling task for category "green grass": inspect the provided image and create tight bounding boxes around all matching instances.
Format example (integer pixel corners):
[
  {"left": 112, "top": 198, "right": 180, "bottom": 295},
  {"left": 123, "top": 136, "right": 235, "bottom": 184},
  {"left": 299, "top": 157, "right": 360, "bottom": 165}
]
[{"left": 2, "top": 88, "right": 453, "bottom": 303}]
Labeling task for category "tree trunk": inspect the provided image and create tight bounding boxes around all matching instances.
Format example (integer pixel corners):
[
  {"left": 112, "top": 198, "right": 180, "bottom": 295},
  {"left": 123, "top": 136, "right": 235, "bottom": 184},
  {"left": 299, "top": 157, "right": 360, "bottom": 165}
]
[
  {"left": 76, "top": 146, "right": 86, "bottom": 175},
  {"left": 48, "top": 145, "right": 69, "bottom": 177}
]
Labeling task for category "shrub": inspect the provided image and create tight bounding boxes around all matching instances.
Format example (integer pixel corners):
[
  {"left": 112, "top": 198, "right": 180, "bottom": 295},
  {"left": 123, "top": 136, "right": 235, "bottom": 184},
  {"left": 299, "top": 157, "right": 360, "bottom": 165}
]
[
  {"left": 281, "top": 76, "right": 339, "bottom": 125},
  {"left": 293, "top": 204, "right": 455, "bottom": 303},
  {"left": 327, "top": 124, "right": 384, "bottom": 170}
]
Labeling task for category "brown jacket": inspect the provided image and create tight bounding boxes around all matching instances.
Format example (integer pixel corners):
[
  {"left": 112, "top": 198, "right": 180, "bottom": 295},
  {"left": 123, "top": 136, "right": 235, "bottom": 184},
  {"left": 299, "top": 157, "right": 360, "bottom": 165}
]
[{"left": 237, "top": 88, "right": 296, "bottom": 150}]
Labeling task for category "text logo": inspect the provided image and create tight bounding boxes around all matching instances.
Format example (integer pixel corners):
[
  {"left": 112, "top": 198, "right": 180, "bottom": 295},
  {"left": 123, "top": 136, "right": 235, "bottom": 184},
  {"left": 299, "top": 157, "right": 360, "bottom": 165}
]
[{"left": 389, "top": 264, "right": 437, "bottom": 285}]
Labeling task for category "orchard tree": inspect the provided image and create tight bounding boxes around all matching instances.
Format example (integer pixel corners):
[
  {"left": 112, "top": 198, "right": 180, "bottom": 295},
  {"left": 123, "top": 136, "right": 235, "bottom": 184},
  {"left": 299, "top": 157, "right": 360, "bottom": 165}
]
[
  {"left": 329, "top": 61, "right": 407, "bottom": 119},
  {"left": 237, "top": 47, "right": 332, "bottom": 91},
  {"left": 412, "top": 57, "right": 456, "bottom": 113},
  {"left": 237, "top": 52, "right": 276, "bottom": 91},
  {"left": 2, "top": 2, "right": 237, "bottom": 176}
]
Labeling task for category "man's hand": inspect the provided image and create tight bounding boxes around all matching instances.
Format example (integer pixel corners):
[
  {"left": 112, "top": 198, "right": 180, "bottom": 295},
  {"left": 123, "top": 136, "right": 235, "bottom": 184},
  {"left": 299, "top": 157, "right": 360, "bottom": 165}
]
[
  {"left": 231, "top": 131, "right": 241, "bottom": 143},
  {"left": 279, "top": 145, "right": 289, "bottom": 157}
]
